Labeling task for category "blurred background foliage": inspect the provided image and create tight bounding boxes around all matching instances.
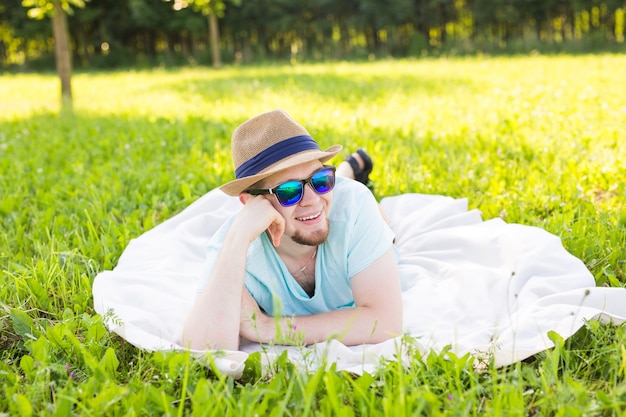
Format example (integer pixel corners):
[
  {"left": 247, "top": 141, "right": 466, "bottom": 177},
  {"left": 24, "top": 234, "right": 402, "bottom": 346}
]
[{"left": 1, "top": 0, "right": 625, "bottom": 71}]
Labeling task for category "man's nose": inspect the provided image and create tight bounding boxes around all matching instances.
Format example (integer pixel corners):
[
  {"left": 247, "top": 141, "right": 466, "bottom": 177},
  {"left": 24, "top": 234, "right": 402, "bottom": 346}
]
[{"left": 299, "top": 184, "right": 318, "bottom": 205}]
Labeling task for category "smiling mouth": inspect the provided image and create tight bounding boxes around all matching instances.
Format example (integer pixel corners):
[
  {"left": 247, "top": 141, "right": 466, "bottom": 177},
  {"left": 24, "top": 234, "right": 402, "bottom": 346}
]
[{"left": 296, "top": 212, "right": 321, "bottom": 221}]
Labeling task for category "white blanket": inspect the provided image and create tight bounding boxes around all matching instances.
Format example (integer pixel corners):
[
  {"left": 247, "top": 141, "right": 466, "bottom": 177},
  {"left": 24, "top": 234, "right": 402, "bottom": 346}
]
[{"left": 92, "top": 189, "right": 626, "bottom": 377}]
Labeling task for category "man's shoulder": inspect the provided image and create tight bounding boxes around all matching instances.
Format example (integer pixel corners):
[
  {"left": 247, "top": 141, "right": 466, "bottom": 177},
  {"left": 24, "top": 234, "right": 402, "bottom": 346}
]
[
  {"left": 335, "top": 176, "right": 372, "bottom": 196},
  {"left": 331, "top": 177, "right": 376, "bottom": 218}
]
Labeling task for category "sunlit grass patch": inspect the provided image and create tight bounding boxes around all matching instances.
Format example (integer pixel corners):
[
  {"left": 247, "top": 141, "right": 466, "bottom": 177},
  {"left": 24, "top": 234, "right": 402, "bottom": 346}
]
[{"left": 1, "top": 54, "right": 625, "bottom": 415}]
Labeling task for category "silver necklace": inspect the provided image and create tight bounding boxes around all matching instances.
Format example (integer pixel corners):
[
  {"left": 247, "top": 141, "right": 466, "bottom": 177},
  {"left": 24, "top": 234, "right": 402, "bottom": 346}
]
[{"left": 293, "top": 247, "right": 317, "bottom": 274}]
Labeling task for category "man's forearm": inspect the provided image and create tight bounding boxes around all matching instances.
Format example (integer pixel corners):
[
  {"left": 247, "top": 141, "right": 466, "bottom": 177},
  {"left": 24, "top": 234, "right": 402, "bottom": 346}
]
[
  {"left": 251, "top": 305, "right": 403, "bottom": 346},
  {"left": 181, "top": 233, "right": 249, "bottom": 350}
]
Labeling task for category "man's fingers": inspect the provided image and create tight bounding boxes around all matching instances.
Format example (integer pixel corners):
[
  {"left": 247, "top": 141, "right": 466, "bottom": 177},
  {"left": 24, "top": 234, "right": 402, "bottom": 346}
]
[
  {"left": 267, "top": 219, "right": 284, "bottom": 247},
  {"left": 237, "top": 195, "right": 285, "bottom": 245}
]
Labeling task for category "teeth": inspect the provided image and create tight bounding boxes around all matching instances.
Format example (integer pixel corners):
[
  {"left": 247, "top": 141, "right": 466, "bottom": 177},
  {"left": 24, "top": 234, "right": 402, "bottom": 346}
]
[{"left": 296, "top": 212, "right": 320, "bottom": 221}]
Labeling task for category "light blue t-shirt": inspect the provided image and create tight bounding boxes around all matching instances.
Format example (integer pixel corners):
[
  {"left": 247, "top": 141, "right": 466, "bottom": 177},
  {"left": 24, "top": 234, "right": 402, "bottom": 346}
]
[{"left": 199, "top": 177, "right": 396, "bottom": 316}]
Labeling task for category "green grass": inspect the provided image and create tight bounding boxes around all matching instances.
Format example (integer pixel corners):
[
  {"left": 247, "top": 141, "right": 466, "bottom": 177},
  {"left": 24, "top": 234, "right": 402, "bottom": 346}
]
[{"left": 1, "top": 55, "right": 626, "bottom": 415}]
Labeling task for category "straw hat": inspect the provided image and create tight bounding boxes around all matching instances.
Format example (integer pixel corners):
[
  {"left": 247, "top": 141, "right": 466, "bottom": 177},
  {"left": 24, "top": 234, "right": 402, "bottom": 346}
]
[{"left": 219, "top": 110, "right": 342, "bottom": 196}]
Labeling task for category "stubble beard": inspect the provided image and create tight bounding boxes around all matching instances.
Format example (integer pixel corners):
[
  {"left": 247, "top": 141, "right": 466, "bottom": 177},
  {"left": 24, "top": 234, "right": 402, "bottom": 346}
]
[{"left": 291, "top": 218, "right": 330, "bottom": 246}]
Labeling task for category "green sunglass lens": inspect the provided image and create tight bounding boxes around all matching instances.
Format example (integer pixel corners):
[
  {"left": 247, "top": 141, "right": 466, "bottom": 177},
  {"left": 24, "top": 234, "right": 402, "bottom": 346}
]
[
  {"left": 276, "top": 181, "right": 303, "bottom": 206},
  {"left": 311, "top": 170, "right": 335, "bottom": 193}
]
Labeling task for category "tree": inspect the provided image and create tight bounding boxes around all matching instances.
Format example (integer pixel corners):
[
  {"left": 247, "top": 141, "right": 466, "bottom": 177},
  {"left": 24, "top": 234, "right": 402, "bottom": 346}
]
[
  {"left": 168, "top": 0, "right": 234, "bottom": 69},
  {"left": 22, "top": 0, "right": 89, "bottom": 112}
]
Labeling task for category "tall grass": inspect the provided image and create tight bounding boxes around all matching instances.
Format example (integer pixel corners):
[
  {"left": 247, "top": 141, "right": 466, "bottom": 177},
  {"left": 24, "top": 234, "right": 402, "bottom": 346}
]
[{"left": 1, "top": 55, "right": 626, "bottom": 415}]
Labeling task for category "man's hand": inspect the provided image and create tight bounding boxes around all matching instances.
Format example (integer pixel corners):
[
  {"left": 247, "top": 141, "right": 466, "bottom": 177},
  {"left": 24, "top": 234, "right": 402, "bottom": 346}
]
[
  {"left": 236, "top": 194, "right": 285, "bottom": 247},
  {"left": 239, "top": 287, "right": 270, "bottom": 341},
  {"left": 239, "top": 288, "right": 303, "bottom": 345}
]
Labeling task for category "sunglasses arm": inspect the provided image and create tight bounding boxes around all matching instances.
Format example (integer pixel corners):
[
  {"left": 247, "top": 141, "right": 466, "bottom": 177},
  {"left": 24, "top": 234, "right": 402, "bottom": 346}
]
[{"left": 246, "top": 189, "right": 273, "bottom": 196}]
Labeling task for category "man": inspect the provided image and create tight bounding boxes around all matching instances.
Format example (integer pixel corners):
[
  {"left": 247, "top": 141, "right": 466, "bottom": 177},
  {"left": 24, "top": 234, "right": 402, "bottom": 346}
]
[{"left": 182, "top": 109, "right": 403, "bottom": 351}]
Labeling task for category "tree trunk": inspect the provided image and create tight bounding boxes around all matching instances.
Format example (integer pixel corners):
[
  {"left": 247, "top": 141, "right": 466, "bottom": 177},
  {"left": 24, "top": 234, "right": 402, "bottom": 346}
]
[
  {"left": 208, "top": 12, "right": 221, "bottom": 68},
  {"left": 52, "top": 1, "right": 72, "bottom": 112}
]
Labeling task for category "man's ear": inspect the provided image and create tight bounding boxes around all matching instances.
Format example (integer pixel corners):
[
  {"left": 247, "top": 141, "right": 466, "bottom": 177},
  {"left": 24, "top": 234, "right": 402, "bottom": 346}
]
[{"left": 239, "top": 192, "right": 252, "bottom": 205}]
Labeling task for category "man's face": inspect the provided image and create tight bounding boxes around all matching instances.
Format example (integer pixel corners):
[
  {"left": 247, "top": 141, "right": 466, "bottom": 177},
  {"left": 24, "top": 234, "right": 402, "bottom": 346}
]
[{"left": 258, "top": 160, "right": 333, "bottom": 247}]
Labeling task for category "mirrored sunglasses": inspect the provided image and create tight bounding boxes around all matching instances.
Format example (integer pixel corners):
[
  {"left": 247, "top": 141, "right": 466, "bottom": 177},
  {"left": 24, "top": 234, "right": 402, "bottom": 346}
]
[{"left": 246, "top": 166, "right": 336, "bottom": 207}]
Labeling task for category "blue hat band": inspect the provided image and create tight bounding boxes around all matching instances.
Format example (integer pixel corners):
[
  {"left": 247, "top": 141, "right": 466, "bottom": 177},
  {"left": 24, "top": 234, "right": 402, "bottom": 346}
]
[{"left": 235, "top": 135, "right": 320, "bottom": 179}]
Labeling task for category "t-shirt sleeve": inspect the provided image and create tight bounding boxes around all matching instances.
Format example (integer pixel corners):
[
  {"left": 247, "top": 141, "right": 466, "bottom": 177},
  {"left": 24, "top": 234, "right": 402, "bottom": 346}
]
[{"left": 345, "top": 184, "right": 396, "bottom": 278}]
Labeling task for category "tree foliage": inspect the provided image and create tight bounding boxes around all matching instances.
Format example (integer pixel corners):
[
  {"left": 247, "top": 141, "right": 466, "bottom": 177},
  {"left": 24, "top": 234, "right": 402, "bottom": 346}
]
[
  {"left": 1, "top": 0, "right": 624, "bottom": 69},
  {"left": 22, "top": 0, "right": 87, "bottom": 19}
]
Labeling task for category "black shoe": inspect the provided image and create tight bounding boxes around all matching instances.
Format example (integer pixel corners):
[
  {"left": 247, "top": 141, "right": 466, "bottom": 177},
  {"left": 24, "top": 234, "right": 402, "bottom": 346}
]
[{"left": 344, "top": 148, "right": 373, "bottom": 187}]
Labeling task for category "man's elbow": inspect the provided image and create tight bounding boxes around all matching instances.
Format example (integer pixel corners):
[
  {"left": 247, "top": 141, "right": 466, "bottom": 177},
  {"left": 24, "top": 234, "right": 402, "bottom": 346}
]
[
  {"left": 180, "top": 333, "right": 240, "bottom": 351},
  {"left": 180, "top": 329, "right": 205, "bottom": 351},
  {"left": 370, "top": 314, "right": 403, "bottom": 343},
  {"left": 391, "top": 315, "right": 403, "bottom": 337},
  {"left": 387, "top": 317, "right": 404, "bottom": 340}
]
